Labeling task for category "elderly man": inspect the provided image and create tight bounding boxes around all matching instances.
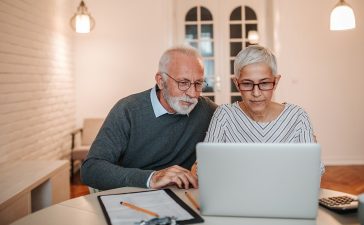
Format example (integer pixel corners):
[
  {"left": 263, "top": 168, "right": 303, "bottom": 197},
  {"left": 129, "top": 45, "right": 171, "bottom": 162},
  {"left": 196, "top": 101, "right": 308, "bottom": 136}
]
[{"left": 81, "top": 46, "right": 217, "bottom": 190}]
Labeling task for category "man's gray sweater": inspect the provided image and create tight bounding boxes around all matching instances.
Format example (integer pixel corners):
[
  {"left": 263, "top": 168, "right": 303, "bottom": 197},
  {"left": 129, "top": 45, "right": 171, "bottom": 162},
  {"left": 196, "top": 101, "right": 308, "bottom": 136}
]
[{"left": 80, "top": 88, "right": 217, "bottom": 190}]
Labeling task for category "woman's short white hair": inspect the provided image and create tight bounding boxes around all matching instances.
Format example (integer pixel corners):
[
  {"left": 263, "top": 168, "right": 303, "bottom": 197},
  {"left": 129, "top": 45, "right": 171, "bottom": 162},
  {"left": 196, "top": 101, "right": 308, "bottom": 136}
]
[
  {"left": 234, "top": 45, "right": 277, "bottom": 78},
  {"left": 158, "top": 45, "right": 203, "bottom": 77}
]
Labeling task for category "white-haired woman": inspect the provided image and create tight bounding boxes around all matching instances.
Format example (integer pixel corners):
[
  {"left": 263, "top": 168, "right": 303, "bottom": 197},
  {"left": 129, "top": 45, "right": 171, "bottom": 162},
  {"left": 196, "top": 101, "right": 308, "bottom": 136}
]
[{"left": 192, "top": 45, "right": 324, "bottom": 175}]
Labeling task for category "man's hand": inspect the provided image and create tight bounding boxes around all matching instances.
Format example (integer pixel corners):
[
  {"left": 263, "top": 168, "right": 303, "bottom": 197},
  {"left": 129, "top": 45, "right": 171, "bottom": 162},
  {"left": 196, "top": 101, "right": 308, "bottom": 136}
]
[{"left": 149, "top": 165, "right": 198, "bottom": 189}]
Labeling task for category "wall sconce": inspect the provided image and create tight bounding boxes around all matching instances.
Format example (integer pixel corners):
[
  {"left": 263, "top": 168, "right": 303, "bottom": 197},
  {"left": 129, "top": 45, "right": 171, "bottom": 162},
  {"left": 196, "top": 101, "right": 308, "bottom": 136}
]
[
  {"left": 247, "top": 31, "right": 259, "bottom": 44},
  {"left": 330, "top": 0, "right": 356, "bottom": 31},
  {"left": 70, "top": 0, "right": 95, "bottom": 33}
]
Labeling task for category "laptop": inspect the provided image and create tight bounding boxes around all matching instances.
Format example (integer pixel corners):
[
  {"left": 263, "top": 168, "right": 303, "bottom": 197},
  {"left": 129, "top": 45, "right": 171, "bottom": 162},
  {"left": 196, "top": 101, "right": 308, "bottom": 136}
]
[{"left": 196, "top": 143, "right": 321, "bottom": 219}]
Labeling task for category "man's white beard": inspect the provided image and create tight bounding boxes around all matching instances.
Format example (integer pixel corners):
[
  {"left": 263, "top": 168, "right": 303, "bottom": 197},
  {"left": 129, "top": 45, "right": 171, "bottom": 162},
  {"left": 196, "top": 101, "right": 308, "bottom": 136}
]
[{"left": 162, "top": 85, "right": 198, "bottom": 115}]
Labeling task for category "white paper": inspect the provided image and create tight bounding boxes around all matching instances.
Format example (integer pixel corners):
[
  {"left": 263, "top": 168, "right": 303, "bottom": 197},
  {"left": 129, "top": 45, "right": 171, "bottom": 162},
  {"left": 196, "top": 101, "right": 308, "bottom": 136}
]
[{"left": 100, "top": 190, "right": 194, "bottom": 225}]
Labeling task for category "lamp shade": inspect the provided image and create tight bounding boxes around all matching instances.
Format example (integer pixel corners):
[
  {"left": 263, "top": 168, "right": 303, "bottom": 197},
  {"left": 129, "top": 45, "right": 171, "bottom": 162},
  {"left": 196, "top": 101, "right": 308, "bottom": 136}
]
[
  {"left": 70, "top": 1, "right": 95, "bottom": 33},
  {"left": 330, "top": 0, "right": 356, "bottom": 31},
  {"left": 247, "top": 30, "right": 259, "bottom": 44}
]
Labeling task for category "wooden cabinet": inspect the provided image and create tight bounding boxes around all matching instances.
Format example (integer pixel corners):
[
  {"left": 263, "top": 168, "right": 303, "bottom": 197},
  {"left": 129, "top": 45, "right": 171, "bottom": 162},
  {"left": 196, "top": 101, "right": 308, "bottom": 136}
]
[{"left": 0, "top": 160, "right": 70, "bottom": 225}]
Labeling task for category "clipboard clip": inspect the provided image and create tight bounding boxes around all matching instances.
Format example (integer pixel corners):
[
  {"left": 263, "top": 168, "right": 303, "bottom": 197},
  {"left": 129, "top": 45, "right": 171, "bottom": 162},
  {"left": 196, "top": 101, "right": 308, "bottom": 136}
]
[{"left": 135, "top": 216, "right": 178, "bottom": 225}]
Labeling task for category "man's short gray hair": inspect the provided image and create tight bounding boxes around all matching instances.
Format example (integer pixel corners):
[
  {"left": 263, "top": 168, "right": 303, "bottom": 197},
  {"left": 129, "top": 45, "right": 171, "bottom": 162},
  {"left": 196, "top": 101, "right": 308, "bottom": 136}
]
[
  {"left": 234, "top": 45, "right": 277, "bottom": 78},
  {"left": 158, "top": 45, "right": 203, "bottom": 76}
]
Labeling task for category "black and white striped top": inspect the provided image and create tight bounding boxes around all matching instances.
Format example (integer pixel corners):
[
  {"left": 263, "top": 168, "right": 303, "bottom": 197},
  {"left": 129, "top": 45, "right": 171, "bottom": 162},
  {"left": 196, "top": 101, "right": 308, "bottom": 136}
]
[
  {"left": 204, "top": 102, "right": 325, "bottom": 174},
  {"left": 205, "top": 102, "right": 314, "bottom": 143}
]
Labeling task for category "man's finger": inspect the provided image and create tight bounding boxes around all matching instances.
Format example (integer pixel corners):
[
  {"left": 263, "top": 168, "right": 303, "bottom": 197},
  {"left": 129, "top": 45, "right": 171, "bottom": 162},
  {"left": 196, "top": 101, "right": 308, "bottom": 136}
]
[{"left": 184, "top": 172, "right": 198, "bottom": 188}]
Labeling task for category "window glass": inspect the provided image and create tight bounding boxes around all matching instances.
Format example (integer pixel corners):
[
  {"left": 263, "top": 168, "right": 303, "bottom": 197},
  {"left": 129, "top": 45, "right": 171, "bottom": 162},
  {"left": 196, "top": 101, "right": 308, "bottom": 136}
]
[
  {"left": 201, "top": 7, "right": 213, "bottom": 21},
  {"left": 230, "top": 6, "right": 242, "bottom": 20},
  {"left": 230, "top": 60, "right": 235, "bottom": 75},
  {"left": 200, "top": 41, "right": 214, "bottom": 57},
  {"left": 185, "top": 6, "right": 215, "bottom": 99},
  {"left": 188, "top": 42, "right": 198, "bottom": 49},
  {"left": 231, "top": 96, "right": 241, "bottom": 103},
  {"left": 201, "top": 24, "right": 213, "bottom": 39},
  {"left": 245, "top": 6, "right": 257, "bottom": 20},
  {"left": 230, "top": 5, "right": 258, "bottom": 103},
  {"left": 230, "top": 42, "right": 242, "bottom": 57},
  {"left": 204, "top": 59, "right": 215, "bottom": 92},
  {"left": 230, "top": 24, "right": 242, "bottom": 39},
  {"left": 185, "top": 7, "right": 197, "bottom": 21},
  {"left": 230, "top": 80, "right": 238, "bottom": 92}
]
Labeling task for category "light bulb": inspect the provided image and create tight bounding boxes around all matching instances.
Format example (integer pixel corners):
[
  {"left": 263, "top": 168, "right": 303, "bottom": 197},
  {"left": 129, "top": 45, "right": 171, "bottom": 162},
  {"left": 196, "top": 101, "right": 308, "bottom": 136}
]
[
  {"left": 330, "top": 1, "right": 356, "bottom": 31},
  {"left": 76, "top": 15, "right": 91, "bottom": 33},
  {"left": 247, "top": 31, "right": 259, "bottom": 44}
]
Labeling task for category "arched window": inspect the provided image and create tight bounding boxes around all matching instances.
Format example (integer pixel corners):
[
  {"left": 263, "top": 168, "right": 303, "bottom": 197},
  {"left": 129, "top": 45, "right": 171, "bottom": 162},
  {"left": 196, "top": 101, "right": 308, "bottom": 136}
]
[
  {"left": 184, "top": 6, "right": 215, "bottom": 101},
  {"left": 229, "top": 6, "right": 259, "bottom": 103}
]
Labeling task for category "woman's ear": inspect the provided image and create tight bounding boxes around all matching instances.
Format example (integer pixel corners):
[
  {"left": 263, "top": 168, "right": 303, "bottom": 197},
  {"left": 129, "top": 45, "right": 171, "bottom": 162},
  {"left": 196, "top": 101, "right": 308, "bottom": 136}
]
[
  {"left": 232, "top": 77, "right": 239, "bottom": 91},
  {"left": 273, "top": 74, "right": 281, "bottom": 90}
]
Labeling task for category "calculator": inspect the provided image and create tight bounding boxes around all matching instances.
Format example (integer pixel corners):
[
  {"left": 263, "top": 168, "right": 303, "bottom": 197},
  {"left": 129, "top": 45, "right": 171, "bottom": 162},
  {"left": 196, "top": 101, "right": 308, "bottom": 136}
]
[{"left": 319, "top": 195, "right": 358, "bottom": 213}]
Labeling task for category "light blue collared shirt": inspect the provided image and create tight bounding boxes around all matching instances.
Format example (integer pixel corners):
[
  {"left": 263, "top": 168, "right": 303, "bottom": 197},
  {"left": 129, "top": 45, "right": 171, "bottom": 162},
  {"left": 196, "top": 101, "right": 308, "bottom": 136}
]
[{"left": 150, "top": 85, "right": 173, "bottom": 118}]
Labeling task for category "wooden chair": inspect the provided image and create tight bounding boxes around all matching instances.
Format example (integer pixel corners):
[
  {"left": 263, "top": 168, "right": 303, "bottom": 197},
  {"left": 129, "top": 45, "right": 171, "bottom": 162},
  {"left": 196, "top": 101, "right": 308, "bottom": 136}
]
[{"left": 71, "top": 118, "right": 104, "bottom": 180}]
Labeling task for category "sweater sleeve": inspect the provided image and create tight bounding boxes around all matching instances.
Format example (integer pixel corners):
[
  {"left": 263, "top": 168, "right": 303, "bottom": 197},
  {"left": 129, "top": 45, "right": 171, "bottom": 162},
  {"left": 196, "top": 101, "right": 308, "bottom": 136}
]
[{"left": 80, "top": 101, "right": 154, "bottom": 190}]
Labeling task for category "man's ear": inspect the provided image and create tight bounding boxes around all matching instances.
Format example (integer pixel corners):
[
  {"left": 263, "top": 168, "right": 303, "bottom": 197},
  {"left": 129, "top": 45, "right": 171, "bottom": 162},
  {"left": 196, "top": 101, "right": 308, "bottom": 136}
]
[
  {"left": 273, "top": 74, "right": 281, "bottom": 90},
  {"left": 155, "top": 73, "right": 164, "bottom": 90}
]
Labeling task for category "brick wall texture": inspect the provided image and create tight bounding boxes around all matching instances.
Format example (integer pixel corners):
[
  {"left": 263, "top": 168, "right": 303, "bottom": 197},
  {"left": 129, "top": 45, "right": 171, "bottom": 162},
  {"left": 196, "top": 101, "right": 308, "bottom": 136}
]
[{"left": 0, "top": 0, "right": 75, "bottom": 164}]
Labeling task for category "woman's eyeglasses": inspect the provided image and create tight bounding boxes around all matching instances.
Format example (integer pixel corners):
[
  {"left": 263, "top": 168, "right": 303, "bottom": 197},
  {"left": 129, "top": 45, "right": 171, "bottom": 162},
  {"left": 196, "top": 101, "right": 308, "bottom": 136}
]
[{"left": 238, "top": 81, "right": 275, "bottom": 91}]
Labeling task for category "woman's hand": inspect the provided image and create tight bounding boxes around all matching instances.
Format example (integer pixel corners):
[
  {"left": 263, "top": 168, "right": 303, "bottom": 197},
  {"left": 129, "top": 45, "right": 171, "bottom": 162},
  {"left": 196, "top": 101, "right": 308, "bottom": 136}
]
[{"left": 191, "top": 161, "right": 198, "bottom": 177}]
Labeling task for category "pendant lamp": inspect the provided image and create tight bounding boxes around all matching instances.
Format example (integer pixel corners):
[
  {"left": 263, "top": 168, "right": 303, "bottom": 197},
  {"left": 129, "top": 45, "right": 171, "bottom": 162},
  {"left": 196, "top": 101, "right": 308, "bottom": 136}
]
[
  {"left": 247, "top": 30, "right": 259, "bottom": 44},
  {"left": 70, "top": 0, "right": 95, "bottom": 33},
  {"left": 330, "top": 0, "right": 356, "bottom": 31}
]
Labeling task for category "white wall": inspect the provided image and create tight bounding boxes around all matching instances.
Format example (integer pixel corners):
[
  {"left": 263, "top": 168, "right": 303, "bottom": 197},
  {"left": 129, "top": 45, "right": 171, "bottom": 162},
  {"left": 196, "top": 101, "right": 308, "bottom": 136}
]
[
  {"left": 0, "top": 0, "right": 75, "bottom": 163},
  {"left": 273, "top": 0, "right": 364, "bottom": 164},
  {"left": 74, "top": 0, "right": 364, "bottom": 164},
  {"left": 74, "top": 0, "right": 173, "bottom": 126}
]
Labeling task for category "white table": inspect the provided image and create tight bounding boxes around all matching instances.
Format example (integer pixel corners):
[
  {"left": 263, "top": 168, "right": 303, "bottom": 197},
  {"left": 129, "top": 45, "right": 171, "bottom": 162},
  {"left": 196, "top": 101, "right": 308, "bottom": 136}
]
[{"left": 11, "top": 188, "right": 359, "bottom": 225}]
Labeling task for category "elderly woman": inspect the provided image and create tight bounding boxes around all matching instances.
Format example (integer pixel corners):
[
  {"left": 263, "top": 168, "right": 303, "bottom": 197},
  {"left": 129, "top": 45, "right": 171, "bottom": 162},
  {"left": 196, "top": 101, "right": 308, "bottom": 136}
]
[{"left": 194, "top": 45, "right": 324, "bottom": 175}]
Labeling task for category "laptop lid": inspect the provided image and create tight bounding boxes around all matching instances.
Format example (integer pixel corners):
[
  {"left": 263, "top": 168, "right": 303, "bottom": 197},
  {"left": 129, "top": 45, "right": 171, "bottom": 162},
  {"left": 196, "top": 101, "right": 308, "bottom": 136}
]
[{"left": 196, "top": 143, "right": 321, "bottom": 219}]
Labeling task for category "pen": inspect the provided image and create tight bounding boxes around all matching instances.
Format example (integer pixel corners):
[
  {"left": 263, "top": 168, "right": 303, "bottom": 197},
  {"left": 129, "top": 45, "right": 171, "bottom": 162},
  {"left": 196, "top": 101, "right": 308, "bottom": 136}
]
[
  {"left": 185, "top": 191, "right": 200, "bottom": 210},
  {"left": 120, "top": 201, "right": 159, "bottom": 217}
]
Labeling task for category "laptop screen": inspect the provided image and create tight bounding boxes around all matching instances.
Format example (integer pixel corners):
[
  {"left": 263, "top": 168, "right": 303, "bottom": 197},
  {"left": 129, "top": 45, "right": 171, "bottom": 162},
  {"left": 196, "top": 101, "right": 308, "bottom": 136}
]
[{"left": 196, "top": 143, "right": 321, "bottom": 219}]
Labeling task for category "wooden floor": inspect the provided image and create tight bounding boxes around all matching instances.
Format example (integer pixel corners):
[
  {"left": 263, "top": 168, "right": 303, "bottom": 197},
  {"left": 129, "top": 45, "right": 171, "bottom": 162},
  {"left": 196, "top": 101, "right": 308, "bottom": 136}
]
[
  {"left": 320, "top": 165, "right": 364, "bottom": 195},
  {"left": 70, "top": 165, "right": 364, "bottom": 198},
  {"left": 70, "top": 171, "right": 90, "bottom": 198}
]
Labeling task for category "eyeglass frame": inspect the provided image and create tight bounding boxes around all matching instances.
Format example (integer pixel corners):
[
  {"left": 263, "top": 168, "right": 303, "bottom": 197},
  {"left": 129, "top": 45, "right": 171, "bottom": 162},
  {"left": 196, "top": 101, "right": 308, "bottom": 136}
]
[
  {"left": 236, "top": 80, "right": 276, "bottom": 91},
  {"left": 160, "top": 72, "right": 207, "bottom": 92}
]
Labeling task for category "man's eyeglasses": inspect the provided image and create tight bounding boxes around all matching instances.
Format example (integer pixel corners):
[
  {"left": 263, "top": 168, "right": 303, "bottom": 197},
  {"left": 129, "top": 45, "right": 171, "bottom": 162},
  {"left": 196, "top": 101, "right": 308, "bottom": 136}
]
[
  {"left": 161, "top": 72, "right": 207, "bottom": 92},
  {"left": 237, "top": 81, "right": 275, "bottom": 91}
]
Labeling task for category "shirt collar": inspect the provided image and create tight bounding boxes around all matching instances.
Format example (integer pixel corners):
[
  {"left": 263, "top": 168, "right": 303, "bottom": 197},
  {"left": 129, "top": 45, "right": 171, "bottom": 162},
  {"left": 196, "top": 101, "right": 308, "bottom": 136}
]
[{"left": 150, "top": 85, "right": 173, "bottom": 118}]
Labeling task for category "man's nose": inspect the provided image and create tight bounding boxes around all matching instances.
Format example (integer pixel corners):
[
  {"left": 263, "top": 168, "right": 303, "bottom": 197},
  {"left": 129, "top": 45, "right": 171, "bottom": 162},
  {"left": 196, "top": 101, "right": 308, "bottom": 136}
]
[{"left": 185, "top": 84, "right": 199, "bottom": 98}]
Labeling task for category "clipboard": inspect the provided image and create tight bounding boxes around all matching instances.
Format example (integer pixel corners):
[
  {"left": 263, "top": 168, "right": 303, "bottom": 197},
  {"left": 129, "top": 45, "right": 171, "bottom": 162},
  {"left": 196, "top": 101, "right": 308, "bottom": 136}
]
[{"left": 98, "top": 189, "right": 204, "bottom": 225}]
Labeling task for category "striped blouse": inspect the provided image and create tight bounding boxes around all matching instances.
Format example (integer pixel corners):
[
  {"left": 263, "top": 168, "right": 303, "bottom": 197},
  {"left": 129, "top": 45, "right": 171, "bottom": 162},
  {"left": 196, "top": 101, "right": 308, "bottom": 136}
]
[
  {"left": 205, "top": 102, "right": 314, "bottom": 143},
  {"left": 204, "top": 102, "right": 325, "bottom": 174}
]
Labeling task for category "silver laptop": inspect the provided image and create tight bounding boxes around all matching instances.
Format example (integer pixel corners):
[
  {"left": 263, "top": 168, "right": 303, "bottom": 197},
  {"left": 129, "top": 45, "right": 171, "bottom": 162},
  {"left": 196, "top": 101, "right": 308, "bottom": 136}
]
[{"left": 196, "top": 143, "right": 321, "bottom": 219}]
